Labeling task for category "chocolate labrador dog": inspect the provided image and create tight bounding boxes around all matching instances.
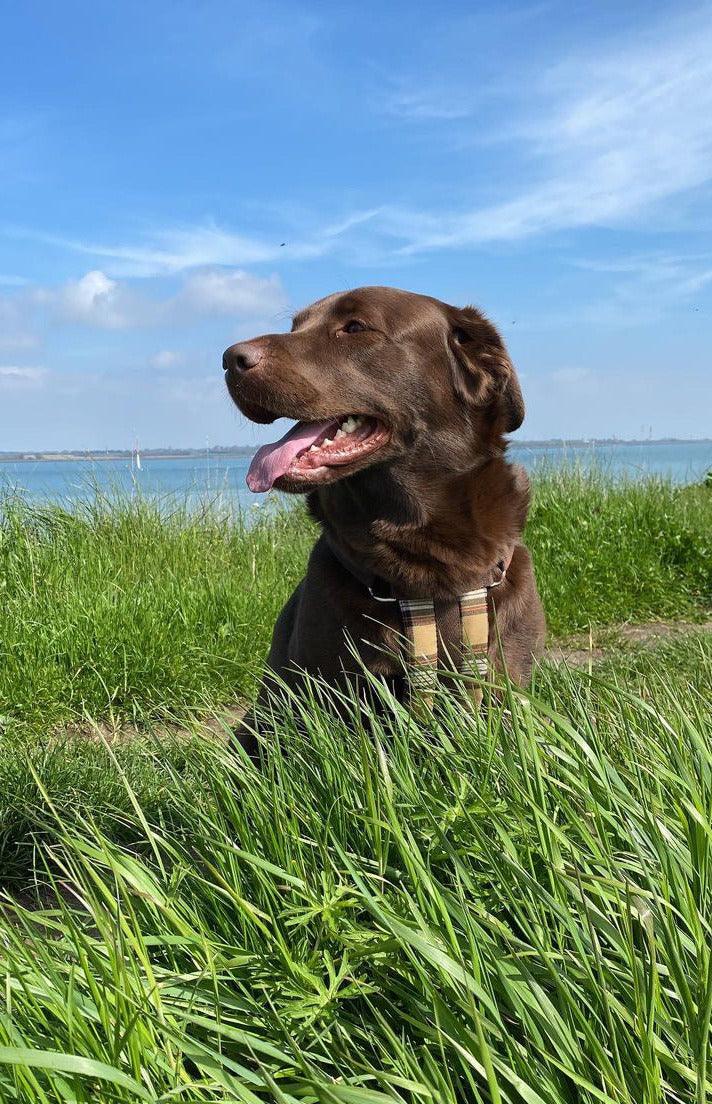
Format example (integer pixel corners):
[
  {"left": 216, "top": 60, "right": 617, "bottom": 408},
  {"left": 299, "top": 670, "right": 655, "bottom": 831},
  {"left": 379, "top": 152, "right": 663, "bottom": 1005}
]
[{"left": 224, "top": 286, "right": 545, "bottom": 732}]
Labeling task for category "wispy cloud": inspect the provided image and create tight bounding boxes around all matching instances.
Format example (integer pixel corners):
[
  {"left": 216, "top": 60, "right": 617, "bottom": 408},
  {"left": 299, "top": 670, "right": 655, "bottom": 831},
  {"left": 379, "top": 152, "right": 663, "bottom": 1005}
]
[
  {"left": 109, "top": 10, "right": 712, "bottom": 272},
  {"left": 176, "top": 269, "right": 287, "bottom": 318},
  {"left": 533, "top": 250, "right": 712, "bottom": 329},
  {"left": 15, "top": 6, "right": 712, "bottom": 278},
  {"left": 377, "top": 81, "right": 476, "bottom": 121},
  {"left": 2, "top": 225, "right": 271, "bottom": 278},
  {"left": 4, "top": 11, "right": 712, "bottom": 286},
  {"left": 0, "top": 265, "right": 287, "bottom": 408},
  {"left": 158, "top": 372, "right": 225, "bottom": 407},
  {"left": 0, "top": 365, "right": 46, "bottom": 389},
  {"left": 549, "top": 367, "right": 591, "bottom": 386},
  {"left": 573, "top": 252, "right": 712, "bottom": 299},
  {"left": 387, "top": 12, "right": 712, "bottom": 249}
]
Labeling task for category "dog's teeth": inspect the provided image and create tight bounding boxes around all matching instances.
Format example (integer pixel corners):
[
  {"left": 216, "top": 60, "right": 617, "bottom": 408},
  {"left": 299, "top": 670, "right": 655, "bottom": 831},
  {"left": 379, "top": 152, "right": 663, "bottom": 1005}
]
[
  {"left": 308, "top": 444, "right": 319, "bottom": 452},
  {"left": 335, "top": 428, "right": 346, "bottom": 439},
  {"left": 342, "top": 416, "right": 357, "bottom": 433},
  {"left": 323, "top": 437, "right": 334, "bottom": 446}
]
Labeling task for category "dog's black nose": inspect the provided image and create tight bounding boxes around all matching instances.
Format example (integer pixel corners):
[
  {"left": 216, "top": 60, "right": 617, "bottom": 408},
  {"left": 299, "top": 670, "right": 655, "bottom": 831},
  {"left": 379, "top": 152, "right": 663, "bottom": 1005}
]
[{"left": 223, "top": 341, "right": 263, "bottom": 374}]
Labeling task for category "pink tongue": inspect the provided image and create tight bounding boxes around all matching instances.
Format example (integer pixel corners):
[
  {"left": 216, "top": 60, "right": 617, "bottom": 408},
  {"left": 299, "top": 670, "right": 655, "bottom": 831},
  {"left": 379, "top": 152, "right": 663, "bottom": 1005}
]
[{"left": 246, "top": 419, "right": 335, "bottom": 492}]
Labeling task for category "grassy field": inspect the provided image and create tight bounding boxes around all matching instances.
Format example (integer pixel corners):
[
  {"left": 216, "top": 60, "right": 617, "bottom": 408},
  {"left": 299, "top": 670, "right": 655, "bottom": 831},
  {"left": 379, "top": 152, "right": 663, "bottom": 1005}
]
[
  {"left": 0, "top": 471, "right": 710, "bottom": 1101},
  {"left": 0, "top": 470, "right": 709, "bottom": 731}
]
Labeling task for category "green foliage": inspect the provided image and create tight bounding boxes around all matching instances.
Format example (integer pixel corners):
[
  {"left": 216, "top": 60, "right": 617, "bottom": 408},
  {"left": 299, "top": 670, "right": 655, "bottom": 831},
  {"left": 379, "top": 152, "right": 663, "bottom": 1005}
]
[{"left": 0, "top": 638, "right": 710, "bottom": 1101}]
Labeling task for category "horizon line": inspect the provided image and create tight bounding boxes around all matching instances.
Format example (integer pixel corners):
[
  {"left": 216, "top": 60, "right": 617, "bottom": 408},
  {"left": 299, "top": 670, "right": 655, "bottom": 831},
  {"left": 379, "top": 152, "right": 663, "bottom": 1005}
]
[{"left": 1, "top": 436, "right": 710, "bottom": 460}]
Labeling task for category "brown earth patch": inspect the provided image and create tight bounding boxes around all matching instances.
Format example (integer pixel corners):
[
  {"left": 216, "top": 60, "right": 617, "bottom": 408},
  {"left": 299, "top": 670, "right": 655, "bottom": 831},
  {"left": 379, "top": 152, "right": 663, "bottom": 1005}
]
[
  {"left": 546, "top": 619, "right": 712, "bottom": 668},
  {"left": 55, "top": 703, "right": 248, "bottom": 746}
]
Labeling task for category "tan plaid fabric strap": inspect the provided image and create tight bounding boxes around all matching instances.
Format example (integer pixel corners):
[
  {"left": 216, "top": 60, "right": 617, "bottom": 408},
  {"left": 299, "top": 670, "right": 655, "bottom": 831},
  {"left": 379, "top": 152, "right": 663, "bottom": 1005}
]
[
  {"left": 398, "top": 597, "right": 439, "bottom": 712},
  {"left": 458, "top": 587, "right": 489, "bottom": 708},
  {"left": 399, "top": 588, "right": 490, "bottom": 711}
]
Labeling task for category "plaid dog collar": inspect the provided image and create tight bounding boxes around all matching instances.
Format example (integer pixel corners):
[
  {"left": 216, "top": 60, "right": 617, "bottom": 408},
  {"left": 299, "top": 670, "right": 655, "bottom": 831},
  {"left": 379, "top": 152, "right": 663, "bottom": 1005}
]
[{"left": 325, "top": 533, "right": 512, "bottom": 711}]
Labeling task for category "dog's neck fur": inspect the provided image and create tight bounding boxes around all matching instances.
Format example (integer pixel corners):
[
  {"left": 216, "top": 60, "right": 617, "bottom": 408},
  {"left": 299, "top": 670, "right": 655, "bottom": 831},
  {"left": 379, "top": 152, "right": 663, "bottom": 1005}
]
[{"left": 308, "top": 451, "right": 530, "bottom": 598}]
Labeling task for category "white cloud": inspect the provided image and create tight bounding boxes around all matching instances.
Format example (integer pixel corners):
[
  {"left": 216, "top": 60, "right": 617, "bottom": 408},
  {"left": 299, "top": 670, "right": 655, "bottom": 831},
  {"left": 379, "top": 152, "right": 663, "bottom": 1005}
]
[
  {"left": 389, "top": 13, "right": 712, "bottom": 250},
  {"left": 523, "top": 362, "right": 712, "bottom": 440},
  {"left": 32, "top": 267, "right": 287, "bottom": 329},
  {"left": 150, "top": 349, "right": 183, "bottom": 369},
  {"left": 6, "top": 209, "right": 394, "bottom": 277},
  {"left": 159, "top": 373, "right": 225, "bottom": 406},
  {"left": 0, "top": 365, "right": 44, "bottom": 378},
  {"left": 0, "top": 331, "right": 39, "bottom": 352},
  {"left": 176, "top": 269, "right": 287, "bottom": 317},
  {"left": 573, "top": 252, "right": 712, "bottom": 299},
  {"left": 43, "top": 226, "right": 281, "bottom": 277},
  {"left": 38, "top": 270, "right": 131, "bottom": 329},
  {"left": 519, "top": 250, "right": 712, "bottom": 330},
  {"left": 3, "top": 7, "right": 712, "bottom": 322}
]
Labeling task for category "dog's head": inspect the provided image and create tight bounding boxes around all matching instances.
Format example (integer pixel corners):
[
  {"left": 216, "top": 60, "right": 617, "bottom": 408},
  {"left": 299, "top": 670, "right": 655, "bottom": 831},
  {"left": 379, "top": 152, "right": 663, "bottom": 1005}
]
[{"left": 223, "top": 286, "right": 524, "bottom": 493}]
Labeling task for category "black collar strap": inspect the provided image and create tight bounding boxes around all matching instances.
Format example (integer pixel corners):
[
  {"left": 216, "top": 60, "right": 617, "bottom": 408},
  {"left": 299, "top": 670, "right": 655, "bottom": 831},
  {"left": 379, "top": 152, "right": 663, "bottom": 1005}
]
[
  {"left": 324, "top": 533, "right": 397, "bottom": 601},
  {"left": 324, "top": 532, "right": 509, "bottom": 601}
]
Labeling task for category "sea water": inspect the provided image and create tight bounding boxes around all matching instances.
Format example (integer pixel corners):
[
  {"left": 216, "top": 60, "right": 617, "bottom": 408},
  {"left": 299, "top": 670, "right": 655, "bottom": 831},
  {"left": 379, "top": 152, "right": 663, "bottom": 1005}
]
[{"left": 1, "top": 440, "right": 709, "bottom": 511}]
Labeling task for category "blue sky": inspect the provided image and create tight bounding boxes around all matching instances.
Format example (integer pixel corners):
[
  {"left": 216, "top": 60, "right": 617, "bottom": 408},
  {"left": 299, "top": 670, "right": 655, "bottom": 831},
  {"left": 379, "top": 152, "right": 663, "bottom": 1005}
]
[{"left": 1, "top": 0, "right": 711, "bottom": 450}]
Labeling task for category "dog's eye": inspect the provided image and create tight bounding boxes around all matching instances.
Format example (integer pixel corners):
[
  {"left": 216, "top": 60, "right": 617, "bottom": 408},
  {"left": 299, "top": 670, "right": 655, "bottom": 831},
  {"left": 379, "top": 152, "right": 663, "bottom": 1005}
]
[
  {"left": 341, "top": 320, "right": 367, "bottom": 334},
  {"left": 453, "top": 327, "right": 469, "bottom": 344}
]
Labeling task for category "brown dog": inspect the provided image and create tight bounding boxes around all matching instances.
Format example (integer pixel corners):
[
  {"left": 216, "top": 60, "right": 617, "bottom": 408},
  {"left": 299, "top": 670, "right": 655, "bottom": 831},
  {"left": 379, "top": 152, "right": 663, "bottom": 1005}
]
[{"left": 224, "top": 286, "right": 545, "bottom": 729}]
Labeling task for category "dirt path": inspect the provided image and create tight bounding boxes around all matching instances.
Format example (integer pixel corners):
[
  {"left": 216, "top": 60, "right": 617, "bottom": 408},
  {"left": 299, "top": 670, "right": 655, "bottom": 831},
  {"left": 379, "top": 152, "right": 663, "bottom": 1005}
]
[{"left": 546, "top": 618, "right": 712, "bottom": 667}]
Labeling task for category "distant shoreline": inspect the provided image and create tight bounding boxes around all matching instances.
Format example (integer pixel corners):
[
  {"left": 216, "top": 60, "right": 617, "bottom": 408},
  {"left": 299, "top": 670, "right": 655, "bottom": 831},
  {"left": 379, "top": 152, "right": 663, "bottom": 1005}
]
[{"left": 1, "top": 439, "right": 710, "bottom": 464}]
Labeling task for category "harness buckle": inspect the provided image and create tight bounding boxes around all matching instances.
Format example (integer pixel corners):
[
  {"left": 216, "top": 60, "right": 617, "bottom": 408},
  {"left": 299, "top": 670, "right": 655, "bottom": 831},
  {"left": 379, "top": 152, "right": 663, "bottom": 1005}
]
[
  {"left": 487, "top": 560, "right": 508, "bottom": 589},
  {"left": 367, "top": 584, "right": 399, "bottom": 604}
]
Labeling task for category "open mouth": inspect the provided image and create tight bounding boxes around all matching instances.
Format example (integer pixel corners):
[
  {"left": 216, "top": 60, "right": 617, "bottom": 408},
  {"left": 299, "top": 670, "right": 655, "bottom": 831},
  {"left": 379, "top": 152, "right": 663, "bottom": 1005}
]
[{"left": 246, "top": 414, "right": 390, "bottom": 492}]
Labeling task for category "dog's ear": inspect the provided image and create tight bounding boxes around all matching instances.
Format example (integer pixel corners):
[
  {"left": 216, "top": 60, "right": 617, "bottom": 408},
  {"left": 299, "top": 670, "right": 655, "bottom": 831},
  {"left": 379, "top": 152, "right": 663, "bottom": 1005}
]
[{"left": 446, "top": 305, "right": 524, "bottom": 433}]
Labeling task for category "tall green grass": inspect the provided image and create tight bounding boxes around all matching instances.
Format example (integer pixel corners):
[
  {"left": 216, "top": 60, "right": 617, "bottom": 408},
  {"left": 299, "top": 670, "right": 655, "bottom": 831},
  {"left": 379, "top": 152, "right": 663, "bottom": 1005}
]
[
  {"left": 0, "top": 473, "right": 710, "bottom": 1099},
  {"left": 0, "top": 495, "right": 313, "bottom": 730},
  {"left": 526, "top": 468, "right": 710, "bottom": 634},
  {"left": 0, "top": 471, "right": 709, "bottom": 733},
  {"left": 1, "top": 637, "right": 710, "bottom": 1102}
]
